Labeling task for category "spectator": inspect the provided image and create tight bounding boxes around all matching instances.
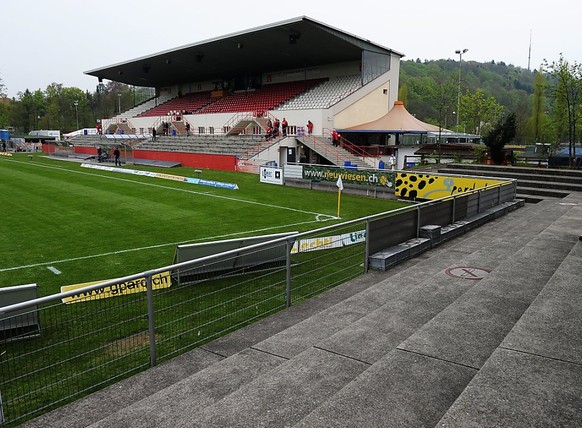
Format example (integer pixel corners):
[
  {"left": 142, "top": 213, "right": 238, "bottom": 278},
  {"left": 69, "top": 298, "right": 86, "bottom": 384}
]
[
  {"left": 2, "top": 141, "right": 6, "bottom": 152},
  {"left": 152, "top": 127, "right": 157, "bottom": 141},
  {"left": 114, "top": 146, "right": 121, "bottom": 166},
  {"left": 307, "top": 120, "right": 313, "bottom": 135},
  {"left": 185, "top": 122, "right": 191, "bottom": 136},
  {"left": 274, "top": 118, "right": 280, "bottom": 135},
  {"left": 97, "top": 147, "right": 102, "bottom": 162},
  {"left": 281, "top": 118, "right": 288, "bottom": 136},
  {"left": 332, "top": 130, "right": 339, "bottom": 147}
]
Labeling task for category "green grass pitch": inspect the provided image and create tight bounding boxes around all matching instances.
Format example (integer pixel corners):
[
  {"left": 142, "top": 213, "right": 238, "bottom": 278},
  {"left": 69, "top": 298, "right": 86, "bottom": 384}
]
[{"left": 0, "top": 153, "right": 405, "bottom": 296}]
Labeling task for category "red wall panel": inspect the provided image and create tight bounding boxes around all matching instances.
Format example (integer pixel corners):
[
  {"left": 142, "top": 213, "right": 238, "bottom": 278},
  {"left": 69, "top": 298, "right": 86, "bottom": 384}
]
[{"left": 133, "top": 150, "right": 237, "bottom": 171}]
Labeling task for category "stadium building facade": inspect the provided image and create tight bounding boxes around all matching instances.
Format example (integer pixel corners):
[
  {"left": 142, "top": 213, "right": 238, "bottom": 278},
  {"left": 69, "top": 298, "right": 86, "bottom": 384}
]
[{"left": 84, "top": 16, "right": 404, "bottom": 171}]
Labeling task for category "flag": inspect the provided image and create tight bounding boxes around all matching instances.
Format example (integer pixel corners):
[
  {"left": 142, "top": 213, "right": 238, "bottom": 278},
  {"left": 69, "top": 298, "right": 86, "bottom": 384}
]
[{"left": 336, "top": 175, "right": 343, "bottom": 218}]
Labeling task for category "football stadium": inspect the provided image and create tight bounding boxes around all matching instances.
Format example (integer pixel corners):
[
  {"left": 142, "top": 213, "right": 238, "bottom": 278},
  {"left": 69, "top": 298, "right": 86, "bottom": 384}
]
[{"left": 1, "top": 16, "right": 582, "bottom": 428}]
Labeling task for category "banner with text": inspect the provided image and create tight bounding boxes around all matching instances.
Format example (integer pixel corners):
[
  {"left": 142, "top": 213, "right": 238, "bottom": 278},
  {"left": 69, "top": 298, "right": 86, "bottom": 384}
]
[
  {"left": 60, "top": 271, "right": 172, "bottom": 304},
  {"left": 302, "top": 165, "right": 395, "bottom": 188}
]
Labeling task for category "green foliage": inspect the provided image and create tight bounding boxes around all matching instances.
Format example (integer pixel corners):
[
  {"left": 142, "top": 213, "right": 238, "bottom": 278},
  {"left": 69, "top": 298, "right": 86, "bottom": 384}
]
[
  {"left": 542, "top": 54, "right": 582, "bottom": 165},
  {"left": 398, "top": 83, "right": 409, "bottom": 106},
  {"left": 472, "top": 144, "right": 487, "bottom": 162},
  {"left": 400, "top": 59, "right": 534, "bottom": 140},
  {"left": 527, "top": 72, "right": 550, "bottom": 143},
  {"left": 461, "top": 89, "right": 504, "bottom": 135},
  {"left": 427, "top": 72, "right": 457, "bottom": 131},
  {"left": 483, "top": 113, "right": 516, "bottom": 164},
  {"left": 5, "top": 81, "right": 139, "bottom": 134},
  {"left": 399, "top": 56, "right": 582, "bottom": 151},
  {"left": 0, "top": 74, "right": 6, "bottom": 98}
]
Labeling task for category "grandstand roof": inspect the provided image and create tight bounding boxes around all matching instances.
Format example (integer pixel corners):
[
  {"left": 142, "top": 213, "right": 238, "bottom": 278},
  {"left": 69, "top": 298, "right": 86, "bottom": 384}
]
[{"left": 84, "top": 16, "right": 404, "bottom": 88}]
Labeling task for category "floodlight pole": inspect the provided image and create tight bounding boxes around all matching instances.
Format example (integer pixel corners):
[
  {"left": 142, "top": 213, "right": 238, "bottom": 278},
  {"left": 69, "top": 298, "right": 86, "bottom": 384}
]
[
  {"left": 74, "top": 101, "right": 79, "bottom": 131},
  {"left": 455, "top": 48, "right": 468, "bottom": 129}
]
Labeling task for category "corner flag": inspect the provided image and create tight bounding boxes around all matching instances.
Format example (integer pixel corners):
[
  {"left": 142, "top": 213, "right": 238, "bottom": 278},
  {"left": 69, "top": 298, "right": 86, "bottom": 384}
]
[{"left": 336, "top": 175, "right": 343, "bottom": 218}]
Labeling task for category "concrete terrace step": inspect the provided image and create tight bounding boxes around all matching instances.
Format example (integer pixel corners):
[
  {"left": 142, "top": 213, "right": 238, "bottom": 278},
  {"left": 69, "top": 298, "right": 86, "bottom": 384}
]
[
  {"left": 440, "top": 164, "right": 582, "bottom": 181},
  {"left": 21, "top": 197, "right": 582, "bottom": 427},
  {"left": 441, "top": 167, "right": 582, "bottom": 190},
  {"left": 190, "top": 199, "right": 578, "bottom": 427},
  {"left": 439, "top": 164, "right": 582, "bottom": 201},
  {"left": 440, "top": 163, "right": 582, "bottom": 179},
  {"left": 291, "top": 199, "right": 580, "bottom": 427},
  {"left": 515, "top": 193, "right": 559, "bottom": 204},
  {"left": 516, "top": 186, "right": 570, "bottom": 199},
  {"left": 437, "top": 198, "right": 582, "bottom": 427}
]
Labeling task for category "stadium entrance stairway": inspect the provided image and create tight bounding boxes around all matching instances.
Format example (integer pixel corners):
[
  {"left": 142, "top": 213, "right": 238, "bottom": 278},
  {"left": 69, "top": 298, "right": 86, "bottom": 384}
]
[
  {"left": 22, "top": 193, "right": 582, "bottom": 427},
  {"left": 298, "top": 135, "right": 368, "bottom": 167}
]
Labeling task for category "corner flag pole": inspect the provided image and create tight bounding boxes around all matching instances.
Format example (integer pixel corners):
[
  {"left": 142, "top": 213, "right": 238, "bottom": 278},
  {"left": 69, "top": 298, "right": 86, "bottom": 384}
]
[{"left": 336, "top": 176, "right": 343, "bottom": 218}]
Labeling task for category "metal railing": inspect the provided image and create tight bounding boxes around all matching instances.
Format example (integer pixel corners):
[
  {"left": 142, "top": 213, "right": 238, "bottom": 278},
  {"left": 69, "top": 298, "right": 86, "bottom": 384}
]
[{"left": 0, "top": 180, "right": 516, "bottom": 426}]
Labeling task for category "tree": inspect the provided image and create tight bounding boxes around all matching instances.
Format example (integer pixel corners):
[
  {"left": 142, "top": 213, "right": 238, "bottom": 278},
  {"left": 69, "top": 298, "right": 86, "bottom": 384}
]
[
  {"left": 398, "top": 83, "right": 409, "bottom": 106},
  {"left": 543, "top": 55, "right": 582, "bottom": 166},
  {"left": 0, "top": 74, "right": 6, "bottom": 98},
  {"left": 12, "top": 90, "right": 34, "bottom": 132},
  {"left": 460, "top": 89, "right": 504, "bottom": 135},
  {"left": 528, "top": 71, "right": 549, "bottom": 143},
  {"left": 427, "top": 73, "right": 457, "bottom": 160},
  {"left": 483, "top": 113, "right": 516, "bottom": 164},
  {"left": 0, "top": 74, "right": 9, "bottom": 128}
]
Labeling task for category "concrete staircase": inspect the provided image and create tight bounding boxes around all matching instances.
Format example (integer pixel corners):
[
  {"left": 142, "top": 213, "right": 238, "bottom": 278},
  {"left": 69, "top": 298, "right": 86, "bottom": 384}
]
[
  {"left": 299, "top": 135, "right": 367, "bottom": 167},
  {"left": 22, "top": 195, "right": 582, "bottom": 427},
  {"left": 438, "top": 163, "right": 582, "bottom": 202}
]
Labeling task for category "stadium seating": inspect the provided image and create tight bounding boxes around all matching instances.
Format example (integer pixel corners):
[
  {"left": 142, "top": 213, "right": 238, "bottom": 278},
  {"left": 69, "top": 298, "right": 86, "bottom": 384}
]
[
  {"left": 133, "top": 78, "right": 350, "bottom": 119},
  {"left": 138, "top": 92, "right": 214, "bottom": 117},
  {"left": 278, "top": 75, "right": 362, "bottom": 110},
  {"left": 117, "top": 94, "right": 173, "bottom": 118},
  {"left": 198, "top": 79, "right": 326, "bottom": 115}
]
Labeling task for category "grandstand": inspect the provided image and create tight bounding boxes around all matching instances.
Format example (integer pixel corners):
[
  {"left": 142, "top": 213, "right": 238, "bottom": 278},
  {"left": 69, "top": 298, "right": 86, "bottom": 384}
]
[{"left": 78, "top": 16, "right": 401, "bottom": 172}]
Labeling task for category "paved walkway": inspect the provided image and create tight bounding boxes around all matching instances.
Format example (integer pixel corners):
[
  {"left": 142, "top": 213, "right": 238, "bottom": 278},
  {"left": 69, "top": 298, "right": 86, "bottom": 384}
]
[{"left": 22, "top": 194, "right": 582, "bottom": 427}]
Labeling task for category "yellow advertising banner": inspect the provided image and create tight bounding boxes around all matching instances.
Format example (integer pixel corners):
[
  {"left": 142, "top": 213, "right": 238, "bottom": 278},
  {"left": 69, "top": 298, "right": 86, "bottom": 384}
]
[
  {"left": 395, "top": 172, "right": 505, "bottom": 200},
  {"left": 60, "top": 271, "right": 172, "bottom": 304}
]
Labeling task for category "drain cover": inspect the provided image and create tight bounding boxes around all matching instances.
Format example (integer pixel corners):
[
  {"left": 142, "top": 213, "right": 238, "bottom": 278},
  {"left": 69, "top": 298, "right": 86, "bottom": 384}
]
[{"left": 445, "top": 266, "right": 491, "bottom": 280}]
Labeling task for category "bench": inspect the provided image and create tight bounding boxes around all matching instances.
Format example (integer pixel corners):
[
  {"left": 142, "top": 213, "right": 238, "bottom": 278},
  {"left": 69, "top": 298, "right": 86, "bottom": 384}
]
[{"left": 0, "top": 284, "right": 41, "bottom": 341}]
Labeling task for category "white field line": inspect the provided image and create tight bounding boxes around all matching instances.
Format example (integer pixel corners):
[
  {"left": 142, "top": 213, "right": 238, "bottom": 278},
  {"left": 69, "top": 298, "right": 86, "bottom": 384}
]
[
  {"left": 17, "top": 159, "right": 336, "bottom": 219},
  {"left": 1, "top": 159, "right": 339, "bottom": 273},
  {"left": 0, "top": 219, "right": 326, "bottom": 273}
]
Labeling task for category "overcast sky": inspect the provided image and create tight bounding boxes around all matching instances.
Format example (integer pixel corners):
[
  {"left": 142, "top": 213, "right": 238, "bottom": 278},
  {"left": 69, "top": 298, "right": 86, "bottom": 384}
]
[{"left": 2, "top": 0, "right": 580, "bottom": 98}]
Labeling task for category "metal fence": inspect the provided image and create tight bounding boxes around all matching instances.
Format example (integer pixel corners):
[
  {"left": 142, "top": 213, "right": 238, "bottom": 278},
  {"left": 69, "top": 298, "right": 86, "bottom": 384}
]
[{"left": 0, "top": 180, "right": 516, "bottom": 426}]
